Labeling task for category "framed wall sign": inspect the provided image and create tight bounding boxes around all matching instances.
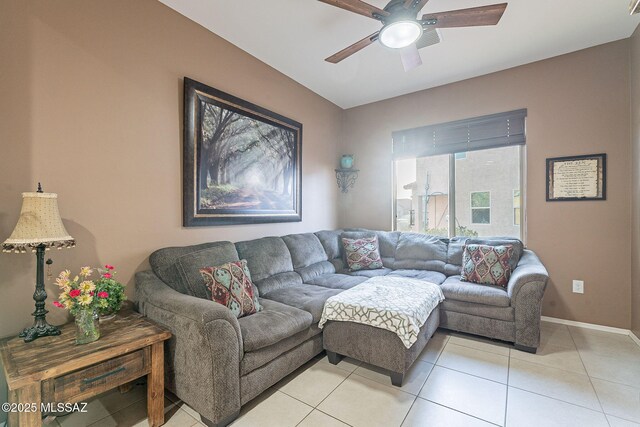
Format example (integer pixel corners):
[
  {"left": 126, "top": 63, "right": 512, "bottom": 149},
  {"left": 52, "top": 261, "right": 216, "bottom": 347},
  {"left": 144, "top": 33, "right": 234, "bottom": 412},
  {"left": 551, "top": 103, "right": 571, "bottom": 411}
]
[
  {"left": 546, "top": 153, "right": 606, "bottom": 201},
  {"left": 183, "top": 77, "right": 302, "bottom": 226}
]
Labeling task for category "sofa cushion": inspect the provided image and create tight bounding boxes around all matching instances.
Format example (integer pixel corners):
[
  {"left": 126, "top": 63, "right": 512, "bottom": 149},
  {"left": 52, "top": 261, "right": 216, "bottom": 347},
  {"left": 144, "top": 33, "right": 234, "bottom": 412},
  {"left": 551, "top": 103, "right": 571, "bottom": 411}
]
[
  {"left": 236, "top": 237, "right": 300, "bottom": 295},
  {"left": 200, "top": 260, "right": 262, "bottom": 318},
  {"left": 387, "top": 269, "right": 447, "bottom": 284},
  {"left": 394, "top": 233, "right": 448, "bottom": 273},
  {"left": 236, "top": 237, "right": 295, "bottom": 282},
  {"left": 149, "top": 241, "right": 240, "bottom": 299},
  {"left": 461, "top": 244, "right": 513, "bottom": 287},
  {"left": 441, "top": 300, "right": 515, "bottom": 322},
  {"left": 238, "top": 299, "right": 312, "bottom": 352},
  {"left": 282, "top": 233, "right": 328, "bottom": 269},
  {"left": 253, "top": 272, "right": 303, "bottom": 296},
  {"left": 283, "top": 232, "right": 335, "bottom": 282},
  {"left": 241, "top": 326, "right": 322, "bottom": 375},
  {"left": 295, "top": 261, "right": 336, "bottom": 282},
  {"left": 315, "top": 229, "right": 344, "bottom": 260},
  {"left": 262, "top": 284, "right": 343, "bottom": 322},
  {"left": 375, "top": 231, "right": 400, "bottom": 268},
  {"left": 445, "top": 237, "right": 467, "bottom": 276},
  {"left": 466, "top": 237, "right": 523, "bottom": 271},
  {"left": 342, "top": 235, "right": 384, "bottom": 271},
  {"left": 305, "top": 274, "right": 368, "bottom": 290},
  {"left": 440, "top": 276, "right": 511, "bottom": 307}
]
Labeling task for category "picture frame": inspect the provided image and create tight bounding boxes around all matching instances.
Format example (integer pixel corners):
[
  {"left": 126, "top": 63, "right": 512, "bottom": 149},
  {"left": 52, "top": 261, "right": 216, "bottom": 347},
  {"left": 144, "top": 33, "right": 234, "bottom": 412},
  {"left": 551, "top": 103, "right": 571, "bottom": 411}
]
[
  {"left": 183, "top": 77, "right": 302, "bottom": 226},
  {"left": 546, "top": 153, "right": 606, "bottom": 202}
]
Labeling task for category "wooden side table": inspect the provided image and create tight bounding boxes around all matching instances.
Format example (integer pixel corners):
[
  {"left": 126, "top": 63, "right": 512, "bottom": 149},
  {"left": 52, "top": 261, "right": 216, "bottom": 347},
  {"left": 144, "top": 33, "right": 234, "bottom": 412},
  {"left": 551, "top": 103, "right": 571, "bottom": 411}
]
[{"left": 0, "top": 311, "right": 171, "bottom": 427}]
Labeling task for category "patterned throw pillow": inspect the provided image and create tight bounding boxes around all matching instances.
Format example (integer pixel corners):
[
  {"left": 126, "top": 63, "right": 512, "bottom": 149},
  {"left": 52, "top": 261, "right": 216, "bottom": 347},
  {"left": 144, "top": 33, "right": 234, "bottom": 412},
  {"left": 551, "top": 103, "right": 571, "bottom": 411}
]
[
  {"left": 341, "top": 236, "right": 384, "bottom": 271},
  {"left": 199, "top": 260, "right": 262, "bottom": 318},
  {"left": 461, "top": 244, "right": 514, "bottom": 287}
]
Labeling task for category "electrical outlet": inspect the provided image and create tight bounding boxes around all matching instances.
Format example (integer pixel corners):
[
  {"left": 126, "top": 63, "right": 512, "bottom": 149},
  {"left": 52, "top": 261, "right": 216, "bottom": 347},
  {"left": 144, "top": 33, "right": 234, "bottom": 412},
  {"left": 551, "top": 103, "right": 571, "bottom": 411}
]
[{"left": 572, "top": 280, "right": 584, "bottom": 294}]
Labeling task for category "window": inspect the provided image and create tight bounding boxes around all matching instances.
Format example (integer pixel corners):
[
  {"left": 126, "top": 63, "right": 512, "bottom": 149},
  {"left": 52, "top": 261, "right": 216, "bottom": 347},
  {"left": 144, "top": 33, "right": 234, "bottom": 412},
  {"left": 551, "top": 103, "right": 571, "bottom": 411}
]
[
  {"left": 394, "top": 155, "right": 449, "bottom": 234},
  {"left": 392, "top": 110, "right": 526, "bottom": 239},
  {"left": 394, "top": 147, "right": 522, "bottom": 238},
  {"left": 513, "top": 190, "right": 521, "bottom": 226},
  {"left": 471, "top": 191, "right": 491, "bottom": 224}
]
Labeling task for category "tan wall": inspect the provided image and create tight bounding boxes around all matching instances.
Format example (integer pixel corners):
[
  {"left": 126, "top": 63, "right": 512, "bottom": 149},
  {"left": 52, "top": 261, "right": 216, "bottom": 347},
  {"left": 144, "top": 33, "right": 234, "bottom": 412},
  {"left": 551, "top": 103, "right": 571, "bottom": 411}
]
[
  {"left": 631, "top": 25, "right": 640, "bottom": 339},
  {"left": 340, "top": 40, "right": 632, "bottom": 328},
  {"left": 0, "top": 0, "right": 343, "bottom": 340}
]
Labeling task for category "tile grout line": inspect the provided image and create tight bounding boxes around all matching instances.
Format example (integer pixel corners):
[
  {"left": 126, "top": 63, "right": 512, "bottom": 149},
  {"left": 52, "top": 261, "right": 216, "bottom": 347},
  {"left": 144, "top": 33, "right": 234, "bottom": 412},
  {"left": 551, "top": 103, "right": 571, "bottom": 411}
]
[
  {"left": 313, "top": 408, "right": 356, "bottom": 427},
  {"left": 398, "top": 395, "right": 419, "bottom": 427},
  {"left": 418, "top": 396, "right": 502, "bottom": 426},
  {"left": 433, "top": 362, "right": 509, "bottom": 387},
  {"left": 408, "top": 335, "right": 503, "bottom": 426},
  {"left": 448, "top": 335, "right": 513, "bottom": 356},
  {"left": 505, "top": 384, "right": 608, "bottom": 414},
  {"left": 509, "top": 352, "right": 588, "bottom": 376},
  {"left": 504, "top": 352, "right": 510, "bottom": 426},
  {"left": 275, "top": 389, "right": 317, "bottom": 411},
  {"left": 566, "top": 325, "right": 608, "bottom": 417},
  {"left": 445, "top": 340, "right": 511, "bottom": 358},
  {"left": 311, "top": 361, "right": 358, "bottom": 410},
  {"left": 397, "top": 358, "right": 439, "bottom": 426},
  {"left": 414, "top": 335, "right": 446, "bottom": 398}
]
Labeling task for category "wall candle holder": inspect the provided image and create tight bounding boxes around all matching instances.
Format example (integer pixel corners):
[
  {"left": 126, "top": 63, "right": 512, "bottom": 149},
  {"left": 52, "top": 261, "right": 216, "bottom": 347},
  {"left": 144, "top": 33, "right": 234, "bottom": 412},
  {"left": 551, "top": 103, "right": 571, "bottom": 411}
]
[{"left": 335, "top": 168, "right": 359, "bottom": 193}]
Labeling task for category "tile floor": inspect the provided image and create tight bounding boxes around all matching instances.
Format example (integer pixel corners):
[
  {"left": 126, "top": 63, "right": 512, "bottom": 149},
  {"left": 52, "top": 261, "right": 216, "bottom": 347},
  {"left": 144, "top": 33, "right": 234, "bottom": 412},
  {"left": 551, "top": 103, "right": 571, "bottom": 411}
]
[{"left": 50, "top": 321, "right": 640, "bottom": 427}]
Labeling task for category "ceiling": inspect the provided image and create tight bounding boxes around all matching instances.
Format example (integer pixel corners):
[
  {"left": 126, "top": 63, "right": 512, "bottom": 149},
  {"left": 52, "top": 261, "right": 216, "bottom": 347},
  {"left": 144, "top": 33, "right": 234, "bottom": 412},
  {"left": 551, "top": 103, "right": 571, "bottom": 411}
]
[{"left": 159, "top": 0, "right": 640, "bottom": 109}]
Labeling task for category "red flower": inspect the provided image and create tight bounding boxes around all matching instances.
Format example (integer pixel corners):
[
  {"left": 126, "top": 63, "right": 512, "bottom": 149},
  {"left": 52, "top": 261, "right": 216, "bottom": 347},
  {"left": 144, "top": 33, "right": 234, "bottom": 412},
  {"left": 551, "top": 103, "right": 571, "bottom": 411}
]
[
  {"left": 105, "top": 264, "right": 115, "bottom": 270},
  {"left": 69, "top": 289, "right": 81, "bottom": 298},
  {"left": 97, "top": 291, "right": 109, "bottom": 298},
  {"left": 90, "top": 291, "right": 95, "bottom": 296},
  {"left": 53, "top": 301, "right": 64, "bottom": 308},
  {"left": 102, "top": 273, "right": 112, "bottom": 279}
]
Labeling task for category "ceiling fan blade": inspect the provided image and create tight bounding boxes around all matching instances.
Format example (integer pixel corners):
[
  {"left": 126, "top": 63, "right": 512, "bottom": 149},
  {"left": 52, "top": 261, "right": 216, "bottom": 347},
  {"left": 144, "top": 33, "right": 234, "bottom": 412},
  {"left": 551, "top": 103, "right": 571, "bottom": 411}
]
[
  {"left": 318, "top": 0, "right": 390, "bottom": 20},
  {"left": 422, "top": 3, "right": 507, "bottom": 28},
  {"left": 325, "top": 31, "right": 380, "bottom": 63},
  {"left": 416, "top": 29, "right": 441, "bottom": 50},
  {"left": 400, "top": 43, "right": 422, "bottom": 71},
  {"left": 403, "top": 0, "right": 430, "bottom": 13}
]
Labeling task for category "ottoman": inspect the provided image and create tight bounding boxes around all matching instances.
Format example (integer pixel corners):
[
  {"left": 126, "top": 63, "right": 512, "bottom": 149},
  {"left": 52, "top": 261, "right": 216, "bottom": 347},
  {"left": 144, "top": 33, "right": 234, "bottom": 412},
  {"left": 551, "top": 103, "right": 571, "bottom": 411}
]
[
  {"left": 323, "top": 309, "right": 440, "bottom": 386},
  {"left": 318, "top": 276, "right": 444, "bottom": 386}
]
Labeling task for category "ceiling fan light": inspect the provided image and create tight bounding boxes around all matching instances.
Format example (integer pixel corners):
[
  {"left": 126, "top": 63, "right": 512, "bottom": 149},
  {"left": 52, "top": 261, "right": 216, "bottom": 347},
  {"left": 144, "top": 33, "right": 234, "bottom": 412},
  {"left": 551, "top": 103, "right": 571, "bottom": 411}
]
[{"left": 379, "top": 21, "right": 423, "bottom": 49}]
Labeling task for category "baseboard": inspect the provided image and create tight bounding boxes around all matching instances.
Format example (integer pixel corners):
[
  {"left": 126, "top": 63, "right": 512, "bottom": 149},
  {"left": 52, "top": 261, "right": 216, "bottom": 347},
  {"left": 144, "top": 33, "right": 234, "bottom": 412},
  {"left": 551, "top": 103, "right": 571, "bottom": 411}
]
[
  {"left": 630, "top": 331, "right": 640, "bottom": 347},
  {"left": 541, "top": 316, "right": 630, "bottom": 335}
]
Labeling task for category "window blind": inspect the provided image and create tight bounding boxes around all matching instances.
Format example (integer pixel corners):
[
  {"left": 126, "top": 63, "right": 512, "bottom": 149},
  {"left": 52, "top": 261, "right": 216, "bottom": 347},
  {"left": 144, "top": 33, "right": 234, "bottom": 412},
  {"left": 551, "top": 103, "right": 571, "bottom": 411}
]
[{"left": 392, "top": 109, "right": 527, "bottom": 159}]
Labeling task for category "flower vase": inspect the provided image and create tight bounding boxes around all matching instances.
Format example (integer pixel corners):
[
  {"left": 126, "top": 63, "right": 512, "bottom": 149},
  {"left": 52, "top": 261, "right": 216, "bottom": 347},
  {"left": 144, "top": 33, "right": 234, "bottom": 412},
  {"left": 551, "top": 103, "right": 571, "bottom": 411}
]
[
  {"left": 340, "top": 155, "right": 354, "bottom": 169},
  {"left": 75, "top": 308, "right": 100, "bottom": 344}
]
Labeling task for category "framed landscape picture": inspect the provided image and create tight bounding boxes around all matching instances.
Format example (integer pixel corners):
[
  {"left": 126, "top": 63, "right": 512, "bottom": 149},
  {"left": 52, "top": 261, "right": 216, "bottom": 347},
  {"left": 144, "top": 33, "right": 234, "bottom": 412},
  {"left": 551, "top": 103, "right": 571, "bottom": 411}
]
[
  {"left": 183, "top": 77, "right": 302, "bottom": 226},
  {"left": 546, "top": 153, "right": 606, "bottom": 201}
]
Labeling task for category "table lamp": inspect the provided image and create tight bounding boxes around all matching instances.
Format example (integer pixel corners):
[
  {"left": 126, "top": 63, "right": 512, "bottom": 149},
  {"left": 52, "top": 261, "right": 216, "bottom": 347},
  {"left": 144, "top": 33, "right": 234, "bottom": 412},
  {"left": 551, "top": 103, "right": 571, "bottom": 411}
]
[{"left": 2, "top": 183, "right": 75, "bottom": 342}]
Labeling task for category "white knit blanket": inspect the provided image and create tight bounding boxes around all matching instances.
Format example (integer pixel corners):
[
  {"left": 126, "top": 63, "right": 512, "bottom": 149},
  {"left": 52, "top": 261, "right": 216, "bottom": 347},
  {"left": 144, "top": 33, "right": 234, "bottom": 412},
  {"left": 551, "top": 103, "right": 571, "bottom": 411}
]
[{"left": 318, "top": 276, "right": 445, "bottom": 348}]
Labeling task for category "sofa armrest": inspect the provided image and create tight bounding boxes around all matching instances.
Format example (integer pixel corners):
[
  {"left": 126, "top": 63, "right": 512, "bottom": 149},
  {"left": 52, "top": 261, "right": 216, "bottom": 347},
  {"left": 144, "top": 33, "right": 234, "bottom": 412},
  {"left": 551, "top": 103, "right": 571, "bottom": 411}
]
[
  {"left": 506, "top": 250, "right": 549, "bottom": 351},
  {"left": 135, "top": 270, "right": 242, "bottom": 425},
  {"left": 507, "top": 250, "right": 549, "bottom": 300}
]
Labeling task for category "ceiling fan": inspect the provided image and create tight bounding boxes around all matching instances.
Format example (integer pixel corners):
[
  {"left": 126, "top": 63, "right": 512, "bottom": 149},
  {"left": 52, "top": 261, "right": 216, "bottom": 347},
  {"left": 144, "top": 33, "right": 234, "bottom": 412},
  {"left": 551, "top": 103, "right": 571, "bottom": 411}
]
[{"left": 319, "top": 0, "right": 508, "bottom": 70}]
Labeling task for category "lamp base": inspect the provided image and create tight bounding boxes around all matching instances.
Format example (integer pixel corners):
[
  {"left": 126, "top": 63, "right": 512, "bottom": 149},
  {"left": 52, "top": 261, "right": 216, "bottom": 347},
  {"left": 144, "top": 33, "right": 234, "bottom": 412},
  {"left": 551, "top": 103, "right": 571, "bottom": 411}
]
[
  {"left": 19, "top": 322, "right": 61, "bottom": 343},
  {"left": 18, "top": 244, "right": 62, "bottom": 343}
]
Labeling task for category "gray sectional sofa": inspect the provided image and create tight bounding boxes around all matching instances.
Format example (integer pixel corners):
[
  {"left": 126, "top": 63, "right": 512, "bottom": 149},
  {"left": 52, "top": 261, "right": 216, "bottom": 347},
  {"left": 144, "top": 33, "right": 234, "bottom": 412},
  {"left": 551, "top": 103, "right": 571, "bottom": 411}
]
[{"left": 135, "top": 229, "right": 549, "bottom": 427}]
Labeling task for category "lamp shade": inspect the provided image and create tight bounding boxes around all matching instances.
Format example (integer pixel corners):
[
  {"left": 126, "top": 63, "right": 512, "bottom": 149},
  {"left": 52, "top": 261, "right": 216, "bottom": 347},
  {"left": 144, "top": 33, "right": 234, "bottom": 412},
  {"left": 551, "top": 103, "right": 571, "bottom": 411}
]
[{"left": 2, "top": 192, "right": 75, "bottom": 253}]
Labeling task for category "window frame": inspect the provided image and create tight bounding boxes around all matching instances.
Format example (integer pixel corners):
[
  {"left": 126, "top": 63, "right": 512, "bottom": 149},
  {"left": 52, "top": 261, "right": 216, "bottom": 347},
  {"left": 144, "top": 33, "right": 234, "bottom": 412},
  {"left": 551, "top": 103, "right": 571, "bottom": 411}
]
[
  {"left": 470, "top": 190, "right": 491, "bottom": 225},
  {"left": 513, "top": 189, "right": 521, "bottom": 226}
]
